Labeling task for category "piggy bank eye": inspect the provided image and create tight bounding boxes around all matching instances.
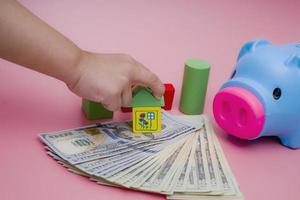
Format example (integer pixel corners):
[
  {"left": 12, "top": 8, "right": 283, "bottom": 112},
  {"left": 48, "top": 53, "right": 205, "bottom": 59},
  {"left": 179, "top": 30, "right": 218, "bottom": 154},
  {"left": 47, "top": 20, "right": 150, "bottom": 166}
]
[
  {"left": 230, "top": 70, "right": 236, "bottom": 79},
  {"left": 273, "top": 88, "right": 281, "bottom": 100}
]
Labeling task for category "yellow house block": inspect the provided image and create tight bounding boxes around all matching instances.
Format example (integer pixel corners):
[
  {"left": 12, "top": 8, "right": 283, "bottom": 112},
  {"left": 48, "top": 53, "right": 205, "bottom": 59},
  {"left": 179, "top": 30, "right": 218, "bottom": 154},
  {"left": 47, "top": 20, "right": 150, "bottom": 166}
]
[{"left": 132, "top": 107, "right": 161, "bottom": 133}]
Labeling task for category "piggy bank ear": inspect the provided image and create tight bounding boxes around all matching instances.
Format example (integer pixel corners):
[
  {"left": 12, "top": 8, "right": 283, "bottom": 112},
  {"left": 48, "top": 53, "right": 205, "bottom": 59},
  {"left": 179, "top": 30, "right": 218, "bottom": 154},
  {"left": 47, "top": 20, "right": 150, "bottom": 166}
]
[
  {"left": 237, "top": 39, "right": 272, "bottom": 61},
  {"left": 285, "top": 54, "right": 300, "bottom": 69}
]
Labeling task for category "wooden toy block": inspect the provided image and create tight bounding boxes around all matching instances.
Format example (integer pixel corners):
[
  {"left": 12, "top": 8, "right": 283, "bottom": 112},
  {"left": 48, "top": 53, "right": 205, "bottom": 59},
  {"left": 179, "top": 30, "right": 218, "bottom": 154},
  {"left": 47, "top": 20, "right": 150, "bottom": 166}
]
[
  {"left": 180, "top": 59, "right": 210, "bottom": 114},
  {"left": 121, "top": 83, "right": 174, "bottom": 113},
  {"left": 132, "top": 107, "right": 161, "bottom": 133},
  {"left": 82, "top": 99, "right": 113, "bottom": 120},
  {"left": 162, "top": 83, "right": 175, "bottom": 110},
  {"left": 129, "top": 86, "right": 164, "bottom": 133}
]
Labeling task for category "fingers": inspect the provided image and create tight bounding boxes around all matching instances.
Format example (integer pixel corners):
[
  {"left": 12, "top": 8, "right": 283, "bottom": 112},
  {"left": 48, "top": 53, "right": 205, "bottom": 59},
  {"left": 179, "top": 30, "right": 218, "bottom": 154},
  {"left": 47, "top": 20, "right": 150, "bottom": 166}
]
[
  {"left": 131, "top": 61, "right": 165, "bottom": 99},
  {"left": 121, "top": 85, "right": 132, "bottom": 107},
  {"left": 103, "top": 98, "right": 121, "bottom": 111},
  {"left": 100, "top": 82, "right": 132, "bottom": 111},
  {"left": 101, "top": 88, "right": 122, "bottom": 112}
]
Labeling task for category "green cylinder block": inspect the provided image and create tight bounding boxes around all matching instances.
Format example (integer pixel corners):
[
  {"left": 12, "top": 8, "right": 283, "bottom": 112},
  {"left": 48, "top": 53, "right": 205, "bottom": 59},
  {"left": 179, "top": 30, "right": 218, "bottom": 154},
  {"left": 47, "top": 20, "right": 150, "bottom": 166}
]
[{"left": 179, "top": 59, "right": 211, "bottom": 115}]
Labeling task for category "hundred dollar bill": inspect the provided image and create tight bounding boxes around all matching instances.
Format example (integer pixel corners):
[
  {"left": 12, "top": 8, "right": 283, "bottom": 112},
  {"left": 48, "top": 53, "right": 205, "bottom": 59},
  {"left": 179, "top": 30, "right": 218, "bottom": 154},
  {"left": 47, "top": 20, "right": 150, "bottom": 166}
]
[
  {"left": 175, "top": 128, "right": 210, "bottom": 193},
  {"left": 137, "top": 133, "right": 195, "bottom": 193},
  {"left": 201, "top": 123, "right": 222, "bottom": 193},
  {"left": 107, "top": 134, "right": 187, "bottom": 185},
  {"left": 208, "top": 120, "right": 242, "bottom": 197},
  {"left": 173, "top": 119, "right": 224, "bottom": 195},
  {"left": 160, "top": 133, "right": 198, "bottom": 193},
  {"left": 80, "top": 129, "right": 196, "bottom": 179},
  {"left": 118, "top": 139, "right": 185, "bottom": 188},
  {"left": 174, "top": 116, "right": 211, "bottom": 192},
  {"left": 40, "top": 113, "right": 243, "bottom": 199},
  {"left": 173, "top": 144, "right": 193, "bottom": 192},
  {"left": 74, "top": 136, "right": 180, "bottom": 175},
  {"left": 112, "top": 116, "right": 205, "bottom": 187},
  {"left": 47, "top": 151, "right": 119, "bottom": 188},
  {"left": 148, "top": 133, "right": 196, "bottom": 194},
  {"left": 167, "top": 115, "right": 243, "bottom": 200},
  {"left": 39, "top": 111, "right": 201, "bottom": 165},
  {"left": 88, "top": 130, "right": 196, "bottom": 178}
]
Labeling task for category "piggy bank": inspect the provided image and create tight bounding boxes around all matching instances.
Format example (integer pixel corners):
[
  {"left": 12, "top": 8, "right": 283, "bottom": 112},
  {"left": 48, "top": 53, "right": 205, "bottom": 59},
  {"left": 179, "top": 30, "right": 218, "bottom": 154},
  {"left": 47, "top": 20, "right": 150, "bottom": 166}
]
[{"left": 213, "top": 39, "right": 300, "bottom": 149}]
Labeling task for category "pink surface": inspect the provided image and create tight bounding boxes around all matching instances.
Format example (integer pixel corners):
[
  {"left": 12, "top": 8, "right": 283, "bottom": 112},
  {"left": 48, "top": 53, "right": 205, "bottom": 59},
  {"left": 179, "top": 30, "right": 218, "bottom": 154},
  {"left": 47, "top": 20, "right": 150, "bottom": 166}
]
[
  {"left": 1, "top": 0, "right": 300, "bottom": 200},
  {"left": 213, "top": 86, "right": 265, "bottom": 139}
]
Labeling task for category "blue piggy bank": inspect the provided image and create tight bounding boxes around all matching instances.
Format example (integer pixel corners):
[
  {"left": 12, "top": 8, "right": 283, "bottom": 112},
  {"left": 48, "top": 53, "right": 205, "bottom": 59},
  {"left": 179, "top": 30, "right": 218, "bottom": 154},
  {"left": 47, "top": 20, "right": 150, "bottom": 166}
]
[{"left": 213, "top": 39, "right": 300, "bottom": 149}]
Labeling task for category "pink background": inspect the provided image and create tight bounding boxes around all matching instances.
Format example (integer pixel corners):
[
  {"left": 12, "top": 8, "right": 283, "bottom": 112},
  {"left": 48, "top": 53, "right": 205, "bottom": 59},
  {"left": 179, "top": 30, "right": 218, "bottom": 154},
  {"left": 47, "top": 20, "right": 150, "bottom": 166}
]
[{"left": 1, "top": 0, "right": 300, "bottom": 199}]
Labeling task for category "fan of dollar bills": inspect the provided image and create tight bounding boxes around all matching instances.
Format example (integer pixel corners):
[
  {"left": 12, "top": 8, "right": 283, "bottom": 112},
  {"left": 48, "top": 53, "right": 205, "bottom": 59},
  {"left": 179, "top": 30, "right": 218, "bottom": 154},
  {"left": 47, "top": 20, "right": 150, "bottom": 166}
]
[{"left": 39, "top": 111, "right": 243, "bottom": 200}]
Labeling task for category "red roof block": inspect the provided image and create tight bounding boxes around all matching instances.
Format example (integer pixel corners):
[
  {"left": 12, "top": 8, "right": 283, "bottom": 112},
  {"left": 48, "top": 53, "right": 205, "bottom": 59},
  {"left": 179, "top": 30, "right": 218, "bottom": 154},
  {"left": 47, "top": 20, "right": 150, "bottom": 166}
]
[{"left": 163, "top": 83, "right": 175, "bottom": 110}]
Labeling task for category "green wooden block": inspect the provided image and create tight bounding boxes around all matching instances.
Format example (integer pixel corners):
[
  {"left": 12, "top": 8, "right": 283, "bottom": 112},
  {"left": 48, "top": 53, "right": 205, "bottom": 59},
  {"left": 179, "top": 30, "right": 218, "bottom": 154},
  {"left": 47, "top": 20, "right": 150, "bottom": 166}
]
[
  {"left": 179, "top": 59, "right": 211, "bottom": 115},
  {"left": 129, "top": 86, "right": 164, "bottom": 107},
  {"left": 82, "top": 99, "right": 113, "bottom": 120}
]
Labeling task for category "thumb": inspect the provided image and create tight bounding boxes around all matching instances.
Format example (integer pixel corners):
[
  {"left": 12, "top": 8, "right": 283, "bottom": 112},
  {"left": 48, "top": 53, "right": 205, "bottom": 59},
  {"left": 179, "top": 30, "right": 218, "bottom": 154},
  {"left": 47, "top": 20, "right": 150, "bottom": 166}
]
[{"left": 131, "top": 62, "right": 165, "bottom": 99}]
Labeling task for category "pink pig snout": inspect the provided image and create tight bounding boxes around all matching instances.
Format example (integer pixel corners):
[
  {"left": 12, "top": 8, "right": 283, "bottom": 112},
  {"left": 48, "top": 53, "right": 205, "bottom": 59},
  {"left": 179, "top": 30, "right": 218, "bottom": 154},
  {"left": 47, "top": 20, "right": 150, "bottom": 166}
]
[{"left": 213, "top": 86, "right": 265, "bottom": 139}]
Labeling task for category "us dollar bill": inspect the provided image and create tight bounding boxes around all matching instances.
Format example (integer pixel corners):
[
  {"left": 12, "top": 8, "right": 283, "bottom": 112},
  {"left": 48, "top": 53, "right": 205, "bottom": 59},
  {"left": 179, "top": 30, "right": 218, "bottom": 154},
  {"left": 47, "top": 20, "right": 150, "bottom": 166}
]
[
  {"left": 167, "top": 115, "right": 243, "bottom": 200},
  {"left": 139, "top": 132, "right": 196, "bottom": 193},
  {"left": 39, "top": 113, "right": 243, "bottom": 199},
  {"left": 109, "top": 135, "right": 187, "bottom": 185},
  {"left": 39, "top": 111, "right": 200, "bottom": 165}
]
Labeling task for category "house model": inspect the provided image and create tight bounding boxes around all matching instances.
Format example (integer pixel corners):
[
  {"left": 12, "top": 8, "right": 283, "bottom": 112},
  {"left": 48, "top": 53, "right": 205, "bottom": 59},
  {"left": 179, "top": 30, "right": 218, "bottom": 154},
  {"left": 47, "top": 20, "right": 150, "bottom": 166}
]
[{"left": 129, "top": 86, "right": 165, "bottom": 133}]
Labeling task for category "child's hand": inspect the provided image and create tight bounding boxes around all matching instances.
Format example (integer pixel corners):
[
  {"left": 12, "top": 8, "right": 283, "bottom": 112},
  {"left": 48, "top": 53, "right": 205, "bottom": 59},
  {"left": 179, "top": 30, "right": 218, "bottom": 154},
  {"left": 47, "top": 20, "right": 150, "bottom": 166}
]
[
  {"left": 0, "top": 1, "right": 164, "bottom": 112},
  {"left": 67, "top": 51, "right": 165, "bottom": 111}
]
